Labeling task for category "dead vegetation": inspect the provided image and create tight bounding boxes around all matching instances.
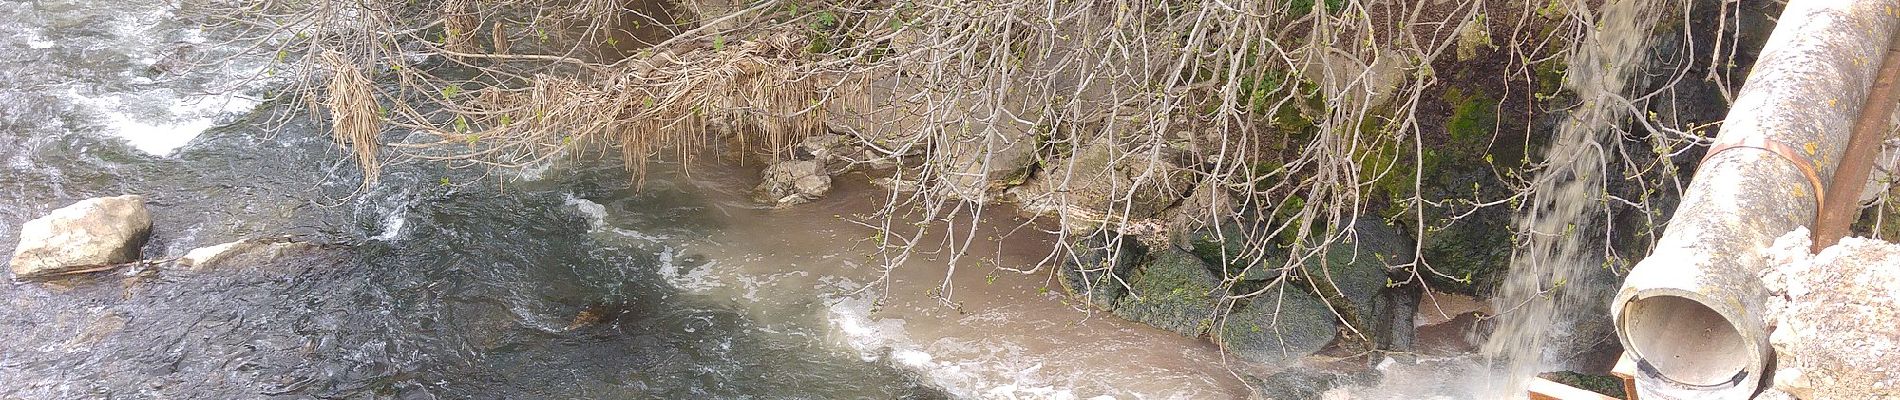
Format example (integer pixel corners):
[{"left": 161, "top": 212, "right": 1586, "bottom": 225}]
[{"left": 185, "top": 0, "right": 1740, "bottom": 367}]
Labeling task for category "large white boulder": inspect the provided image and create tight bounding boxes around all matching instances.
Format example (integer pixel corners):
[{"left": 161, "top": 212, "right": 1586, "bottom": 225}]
[{"left": 8, "top": 195, "right": 153, "bottom": 280}]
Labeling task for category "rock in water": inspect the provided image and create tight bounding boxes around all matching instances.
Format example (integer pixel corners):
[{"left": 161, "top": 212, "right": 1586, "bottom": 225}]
[
  {"left": 1215, "top": 288, "right": 1337, "bottom": 364},
  {"left": 8, "top": 195, "right": 152, "bottom": 280},
  {"left": 1006, "top": 136, "right": 1192, "bottom": 232},
  {"left": 1303, "top": 216, "right": 1413, "bottom": 346},
  {"left": 1761, "top": 229, "right": 1900, "bottom": 399},
  {"left": 177, "top": 237, "right": 318, "bottom": 270},
  {"left": 1113, "top": 248, "right": 1221, "bottom": 336},
  {"left": 755, "top": 160, "right": 832, "bottom": 207},
  {"left": 564, "top": 302, "right": 624, "bottom": 331},
  {"left": 1058, "top": 232, "right": 1139, "bottom": 310},
  {"left": 1245, "top": 368, "right": 1367, "bottom": 400}
]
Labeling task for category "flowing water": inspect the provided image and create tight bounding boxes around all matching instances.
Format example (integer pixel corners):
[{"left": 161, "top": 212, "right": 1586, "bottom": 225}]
[
  {"left": 0, "top": 0, "right": 1252, "bottom": 398},
  {"left": 1478, "top": 0, "right": 1668, "bottom": 394}
]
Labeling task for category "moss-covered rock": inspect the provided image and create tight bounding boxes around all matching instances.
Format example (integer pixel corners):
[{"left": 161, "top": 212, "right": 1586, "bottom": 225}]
[
  {"left": 1057, "top": 233, "right": 1140, "bottom": 311},
  {"left": 1418, "top": 212, "right": 1512, "bottom": 294},
  {"left": 1185, "top": 221, "right": 1279, "bottom": 283},
  {"left": 1215, "top": 288, "right": 1336, "bottom": 364},
  {"left": 1538, "top": 371, "right": 1628, "bottom": 399},
  {"left": 1113, "top": 248, "right": 1221, "bottom": 336},
  {"left": 1303, "top": 217, "right": 1412, "bottom": 323},
  {"left": 1245, "top": 368, "right": 1375, "bottom": 400},
  {"left": 1442, "top": 88, "right": 1498, "bottom": 155}
]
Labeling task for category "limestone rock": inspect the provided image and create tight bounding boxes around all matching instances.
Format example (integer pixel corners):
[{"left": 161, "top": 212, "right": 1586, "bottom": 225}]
[
  {"left": 177, "top": 237, "right": 318, "bottom": 270},
  {"left": 1216, "top": 288, "right": 1338, "bottom": 365},
  {"left": 1113, "top": 248, "right": 1221, "bottom": 336},
  {"left": 1760, "top": 230, "right": 1900, "bottom": 399},
  {"left": 796, "top": 133, "right": 853, "bottom": 162},
  {"left": 1007, "top": 136, "right": 1192, "bottom": 233},
  {"left": 9, "top": 195, "right": 152, "bottom": 280},
  {"left": 937, "top": 120, "right": 1039, "bottom": 203},
  {"left": 754, "top": 160, "right": 832, "bottom": 207}
]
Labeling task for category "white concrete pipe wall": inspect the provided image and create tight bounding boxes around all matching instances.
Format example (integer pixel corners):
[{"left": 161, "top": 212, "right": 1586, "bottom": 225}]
[{"left": 1611, "top": 0, "right": 1900, "bottom": 399}]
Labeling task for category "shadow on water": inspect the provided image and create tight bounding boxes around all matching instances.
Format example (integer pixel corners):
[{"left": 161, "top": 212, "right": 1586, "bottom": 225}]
[
  {"left": 0, "top": 0, "right": 945, "bottom": 394},
  {"left": 0, "top": 103, "right": 945, "bottom": 398}
]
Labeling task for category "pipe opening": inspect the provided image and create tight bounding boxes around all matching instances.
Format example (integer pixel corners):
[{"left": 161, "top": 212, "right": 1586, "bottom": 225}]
[{"left": 1621, "top": 295, "right": 1750, "bottom": 387}]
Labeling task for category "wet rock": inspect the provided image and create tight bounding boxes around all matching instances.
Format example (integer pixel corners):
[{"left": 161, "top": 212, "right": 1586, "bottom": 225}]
[
  {"left": 1303, "top": 217, "right": 1412, "bottom": 327},
  {"left": 1372, "top": 283, "right": 1420, "bottom": 353},
  {"left": 1216, "top": 288, "right": 1337, "bottom": 365},
  {"left": 1113, "top": 248, "right": 1221, "bottom": 336},
  {"left": 1186, "top": 223, "right": 1248, "bottom": 269},
  {"left": 563, "top": 302, "right": 627, "bottom": 331},
  {"left": 1246, "top": 368, "right": 1365, "bottom": 400},
  {"left": 754, "top": 159, "right": 832, "bottom": 207},
  {"left": 938, "top": 121, "right": 1039, "bottom": 203},
  {"left": 1007, "top": 136, "right": 1192, "bottom": 233},
  {"left": 9, "top": 195, "right": 152, "bottom": 280},
  {"left": 177, "top": 237, "right": 318, "bottom": 270},
  {"left": 1760, "top": 230, "right": 1900, "bottom": 399},
  {"left": 1535, "top": 371, "right": 1626, "bottom": 399},
  {"left": 1412, "top": 292, "right": 1491, "bottom": 355},
  {"left": 1057, "top": 232, "right": 1140, "bottom": 310},
  {"left": 796, "top": 133, "right": 853, "bottom": 163}
]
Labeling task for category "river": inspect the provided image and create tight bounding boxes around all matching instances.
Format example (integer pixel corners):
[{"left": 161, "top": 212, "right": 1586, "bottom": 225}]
[{"left": 0, "top": 0, "right": 1257, "bottom": 398}]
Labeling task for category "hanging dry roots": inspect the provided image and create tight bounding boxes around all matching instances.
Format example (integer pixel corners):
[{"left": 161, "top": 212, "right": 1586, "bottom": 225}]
[
  {"left": 319, "top": 50, "right": 380, "bottom": 185},
  {"left": 443, "top": 0, "right": 479, "bottom": 54}
]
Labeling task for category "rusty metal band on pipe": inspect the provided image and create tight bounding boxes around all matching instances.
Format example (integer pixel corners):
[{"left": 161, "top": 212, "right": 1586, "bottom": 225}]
[
  {"left": 1700, "top": 137, "right": 1828, "bottom": 215},
  {"left": 1611, "top": 0, "right": 1900, "bottom": 399}
]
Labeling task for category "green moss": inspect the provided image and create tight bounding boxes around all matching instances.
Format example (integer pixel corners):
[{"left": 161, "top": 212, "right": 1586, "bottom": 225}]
[
  {"left": 1442, "top": 87, "right": 1498, "bottom": 154},
  {"left": 1455, "top": 13, "right": 1496, "bottom": 61},
  {"left": 1539, "top": 372, "right": 1628, "bottom": 399},
  {"left": 1353, "top": 116, "right": 1416, "bottom": 204},
  {"left": 1533, "top": 60, "right": 1569, "bottom": 102},
  {"left": 1285, "top": 0, "right": 1345, "bottom": 16},
  {"left": 1237, "top": 67, "right": 1324, "bottom": 149},
  {"left": 1536, "top": 0, "right": 1569, "bottom": 19},
  {"left": 1114, "top": 249, "right": 1222, "bottom": 336}
]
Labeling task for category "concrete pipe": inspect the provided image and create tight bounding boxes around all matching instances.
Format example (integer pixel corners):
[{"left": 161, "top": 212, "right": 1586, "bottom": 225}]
[{"left": 1611, "top": 0, "right": 1900, "bottom": 398}]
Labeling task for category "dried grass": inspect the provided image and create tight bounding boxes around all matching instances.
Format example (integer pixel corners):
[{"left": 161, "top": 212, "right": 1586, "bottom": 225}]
[{"left": 318, "top": 50, "right": 380, "bottom": 186}]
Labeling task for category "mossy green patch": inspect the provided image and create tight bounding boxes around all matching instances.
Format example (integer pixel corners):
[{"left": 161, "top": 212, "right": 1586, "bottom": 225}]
[
  {"left": 1285, "top": 0, "right": 1346, "bottom": 17},
  {"left": 1113, "top": 249, "right": 1222, "bottom": 336},
  {"left": 1442, "top": 87, "right": 1498, "bottom": 156},
  {"left": 1538, "top": 371, "right": 1628, "bottom": 399},
  {"left": 1533, "top": 59, "right": 1570, "bottom": 102}
]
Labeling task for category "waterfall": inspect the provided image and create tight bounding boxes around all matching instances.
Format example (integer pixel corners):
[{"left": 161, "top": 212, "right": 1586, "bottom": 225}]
[{"left": 1478, "top": 0, "right": 1668, "bottom": 394}]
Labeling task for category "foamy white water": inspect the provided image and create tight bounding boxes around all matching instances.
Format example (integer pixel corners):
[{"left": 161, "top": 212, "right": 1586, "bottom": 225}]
[
  {"left": 2, "top": 0, "right": 272, "bottom": 156},
  {"left": 64, "top": 87, "right": 261, "bottom": 155}
]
